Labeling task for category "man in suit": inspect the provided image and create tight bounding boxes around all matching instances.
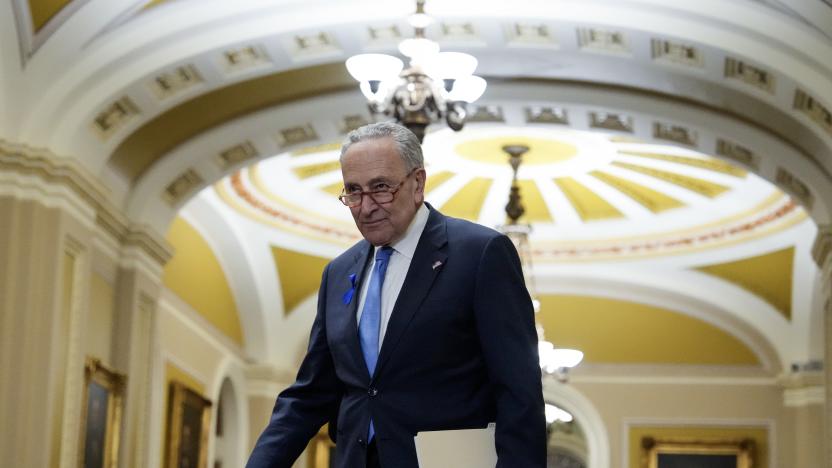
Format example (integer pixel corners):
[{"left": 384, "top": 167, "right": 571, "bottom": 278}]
[{"left": 247, "top": 122, "right": 545, "bottom": 468}]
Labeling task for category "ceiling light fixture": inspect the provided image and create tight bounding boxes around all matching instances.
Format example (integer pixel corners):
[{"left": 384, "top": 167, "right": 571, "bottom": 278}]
[
  {"left": 498, "top": 144, "right": 584, "bottom": 383},
  {"left": 545, "top": 403, "right": 574, "bottom": 424},
  {"left": 345, "top": 0, "right": 486, "bottom": 142}
]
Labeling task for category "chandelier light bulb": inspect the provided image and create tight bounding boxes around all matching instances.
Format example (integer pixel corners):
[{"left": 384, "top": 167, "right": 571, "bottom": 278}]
[
  {"left": 538, "top": 341, "right": 584, "bottom": 374},
  {"left": 425, "top": 52, "right": 478, "bottom": 80},
  {"left": 343, "top": 0, "right": 485, "bottom": 140},
  {"left": 545, "top": 403, "right": 574, "bottom": 424},
  {"left": 359, "top": 80, "right": 391, "bottom": 103},
  {"left": 447, "top": 75, "right": 487, "bottom": 103},
  {"left": 398, "top": 37, "right": 441, "bottom": 60},
  {"left": 550, "top": 348, "right": 584, "bottom": 369},
  {"left": 345, "top": 54, "right": 403, "bottom": 83},
  {"left": 407, "top": 12, "right": 435, "bottom": 29}
]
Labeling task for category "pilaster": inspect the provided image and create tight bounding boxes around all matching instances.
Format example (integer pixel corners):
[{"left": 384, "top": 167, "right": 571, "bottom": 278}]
[
  {"left": 0, "top": 140, "right": 172, "bottom": 468},
  {"left": 112, "top": 265, "right": 162, "bottom": 468},
  {"left": 0, "top": 181, "right": 96, "bottom": 467},
  {"left": 812, "top": 225, "right": 832, "bottom": 468},
  {"left": 245, "top": 364, "right": 297, "bottom": 454},
  {"left": 780, "top": 370, "right": 825, "bottom": 468}
]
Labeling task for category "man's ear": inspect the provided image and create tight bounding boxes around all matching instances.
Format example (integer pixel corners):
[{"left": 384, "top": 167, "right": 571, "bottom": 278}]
[{"left": 413, "top": 167, "right": 427, "bottom": 203}]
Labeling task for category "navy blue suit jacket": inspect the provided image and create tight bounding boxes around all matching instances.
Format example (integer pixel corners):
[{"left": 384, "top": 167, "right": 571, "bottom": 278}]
[{"left": 247, "top": 206, "right": 546, "bottom": 468}]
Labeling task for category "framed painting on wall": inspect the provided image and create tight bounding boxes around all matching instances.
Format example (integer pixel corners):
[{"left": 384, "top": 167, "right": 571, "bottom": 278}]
[
  {"left": 641, "top": 437, "right": 755, "bottom": 468},
  {"left": 78, "top": 357, "right": 126, "bottom": 468},
  {"left": 165, "top": 381, "right": 212, "bottom": 468}
]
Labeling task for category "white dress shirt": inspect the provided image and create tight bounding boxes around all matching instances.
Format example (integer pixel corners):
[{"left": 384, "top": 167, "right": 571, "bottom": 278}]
[{"left": 356, "top": 203, "right": 430, "bottom": 349}]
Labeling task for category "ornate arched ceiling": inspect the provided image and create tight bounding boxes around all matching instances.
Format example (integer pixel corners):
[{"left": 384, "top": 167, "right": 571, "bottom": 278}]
[
  {"left": 3, "top": 1, "right": 832, "bottom": 181},
  {"left": 1, "top": 0, "right": 829, "bottom": 372},
  {"left": 213, "top": 126, "right": 805, "bottom": 257},
  {"left": 173, "top": 124, "right": 817, "bottom": 371}
]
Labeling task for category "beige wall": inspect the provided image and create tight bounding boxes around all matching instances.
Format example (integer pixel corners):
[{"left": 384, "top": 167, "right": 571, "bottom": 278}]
[
  {"left": 572, "top": 380, "right": 812, "bottom": 468},
  {"left": 159, "top": 289, "right": 316, "bottom": 468},
  {"left": 88, "top": 272, "right": 116, "bottom": 366}
]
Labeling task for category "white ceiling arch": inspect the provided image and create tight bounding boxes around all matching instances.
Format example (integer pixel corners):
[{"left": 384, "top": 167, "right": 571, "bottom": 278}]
[
  {"left": 126, "top": 81, "right": 832, "bottom": 238},
  {"left": 534, "top": 263, "right": 812, "bottom": 374},
  {"left": 1, "top": 0, "right": 828, "bottom": 379},
  {"left": 4, "top": 0, "right": 831, "bottom": 186}
]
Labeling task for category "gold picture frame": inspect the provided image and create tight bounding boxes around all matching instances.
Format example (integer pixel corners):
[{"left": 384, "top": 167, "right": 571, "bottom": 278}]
[
  {"left": 165, "top": 381, "right": 212, "bottom": 468},
  {"left": 642, "top": 436, "right": 755, "bottom": 468},
  {"left": 78, "top": 357, "right": 126, "bottom": 468}
]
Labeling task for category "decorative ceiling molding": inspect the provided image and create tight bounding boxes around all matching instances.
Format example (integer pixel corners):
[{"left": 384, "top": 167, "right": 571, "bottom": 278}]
[
  {"left": 109, "top": 62, "right": 354, "bottom": 183},
  {"left": 0, "top": 138, "right": 172, "bottom": 266},
  {"left": 121, "top": 79, "right": 832, "bottom": 240},
  {"left": 148, "top": 64, "right": 204, "bottom": 100},
  {"left": 92, "top": 96, "right": 141, "bottom": 141},
  {"left": 812, "top": 224, "right": 832, "bottom": 269},
  {"left": 651, "top": 39, "right": 703, "bottom": 68}
]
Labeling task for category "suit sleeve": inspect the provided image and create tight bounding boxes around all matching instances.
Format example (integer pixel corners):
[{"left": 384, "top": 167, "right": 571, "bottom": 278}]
[
  {"left": 473, "top": 234, "right": 547, "bottom": 468},
  {"left": 246, "top": 264, "right": 343, "bottom": 468}
]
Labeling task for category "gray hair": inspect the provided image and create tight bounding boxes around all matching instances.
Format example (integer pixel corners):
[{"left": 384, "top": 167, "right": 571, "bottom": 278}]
[{"left": 340, "top": 122, "right": 424, "bottom": 171}]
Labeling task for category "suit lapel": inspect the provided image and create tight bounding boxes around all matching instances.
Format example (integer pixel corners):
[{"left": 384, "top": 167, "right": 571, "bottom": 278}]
[
  {"left": 375, "top": 208, "right": 448, "bottom": 377},
  {"left": 337, "top": 241, "right": 373, "bottom": 372}
]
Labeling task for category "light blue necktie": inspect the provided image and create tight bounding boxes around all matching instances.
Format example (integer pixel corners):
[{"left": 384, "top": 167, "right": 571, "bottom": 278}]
[{"left": 359, "top": 246, "right": 393, "bottom": 441}]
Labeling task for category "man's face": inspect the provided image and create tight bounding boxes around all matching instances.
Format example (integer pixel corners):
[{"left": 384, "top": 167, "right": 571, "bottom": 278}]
[{"left": 341, "top": 137, "right": 425, "bottom": 246}]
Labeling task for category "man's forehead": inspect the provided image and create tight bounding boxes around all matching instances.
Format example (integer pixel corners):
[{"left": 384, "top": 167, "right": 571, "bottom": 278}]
[
  {"left": 342, "top": 140, "right": 404, "bottom": 177},
  {"left": 343, "top": 137, "right": 398, "bottom": 158}
]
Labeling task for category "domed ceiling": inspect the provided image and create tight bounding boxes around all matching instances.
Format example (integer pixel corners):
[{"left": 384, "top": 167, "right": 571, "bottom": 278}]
[
  {"left": 4, "top": 0, "right": 827, "bottom": 376},
  {"left": 214, "top": 125, "right": 805, "bottom": 261},
  {"left": 177, "top": 122, "right": 820, "bottom": 374}
]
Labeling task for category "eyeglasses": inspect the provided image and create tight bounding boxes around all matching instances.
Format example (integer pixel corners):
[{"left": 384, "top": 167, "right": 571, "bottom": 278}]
[{"left": 338, "top": 168, "right": 418, "bottom": 207}]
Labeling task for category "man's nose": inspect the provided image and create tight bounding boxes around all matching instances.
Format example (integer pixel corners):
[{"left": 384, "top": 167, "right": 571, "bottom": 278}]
[{"left": 358, "top": 192, "right": 379, "bottom": 211}]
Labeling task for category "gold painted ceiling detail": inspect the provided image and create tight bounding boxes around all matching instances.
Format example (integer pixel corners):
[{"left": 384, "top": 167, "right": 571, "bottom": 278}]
[
  {"left": 611, "top": 161, "right": 730, "bottom": 198},
  {"left": 454, "top": 136, "right": 578, "bottom": 165},
  {"left": 271, "top": 247, "right": 331, "bottom": 316},
  {"left": 322, "top": 181, "right": 345, "bottom": 196},
  {"left": 292, "top": 142, "right": 342, "bottom": 157},
  {"left": 163, "top": 217, "right": 244, "bottom": 345},
  {"left": 537, "top": 295, "right": 759, "bottom": 365},
  {"left": 531, "top": 198, "right": 801, "bottom": 261},
  {"left": 554, "top": 177, "right": 624, "bottom": 221},
  {"left": 221, "top": 171, "right": 359, "bottom": 244},
  {"left": 590, "top": 170, "right": 684, "bottom": 213},
  {"left": 618, "top": 151, "right": 747, "bottom": 177},
  {"left": 215, "top": 128, "right": 808, "bottom": 260},
  {"left": 143, "top": 0, "right": 173, "bottom": 12},
  {"left": 29, "top": 0, "right": 70, "bottom": 31},
  {"left": 110, "top": 62, "right": 354, "bottom": 182},
  {"left": 514, "top": 180, "right": 553, "bottom": 223},
  {"left": 292, "top": 160, "right": 341, "bottom": 179},
  {"left": 696, "top": 247, "right": 794, "bottom": 319},
  {"left": 439, "top": 177, "right": 493, "bottom": 220},
  {"left": 423, "top": 170, "right": 455, "bottom": 194}
]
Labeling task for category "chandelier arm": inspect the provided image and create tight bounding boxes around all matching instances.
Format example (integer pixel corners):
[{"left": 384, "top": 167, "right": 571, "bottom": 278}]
[{"left": 345, "top": 0, "right": 485, "bottom": 136}]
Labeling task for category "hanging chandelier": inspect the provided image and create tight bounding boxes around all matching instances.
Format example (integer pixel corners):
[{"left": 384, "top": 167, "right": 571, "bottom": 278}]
[
  {"left": 344, "top": 0, "right": 487, "bottom": 142},
  {"left": 497, "top": 144, "right": 584, "bottom": 383}
]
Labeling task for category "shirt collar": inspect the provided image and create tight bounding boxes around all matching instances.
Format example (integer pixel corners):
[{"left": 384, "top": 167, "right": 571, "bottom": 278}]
[{"left": 375, "top": 203, "right": 429, "bottom": 261}]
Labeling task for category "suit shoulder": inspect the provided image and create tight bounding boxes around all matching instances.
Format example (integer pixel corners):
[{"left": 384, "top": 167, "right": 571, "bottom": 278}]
[{"left": 443, "top": 214, "right": 503, "bottom": 245}]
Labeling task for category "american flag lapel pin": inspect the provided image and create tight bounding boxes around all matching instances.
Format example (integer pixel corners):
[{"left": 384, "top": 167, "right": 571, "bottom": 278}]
[{"left": 432, "top": 260, "right": 443, "bottom": 271}]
